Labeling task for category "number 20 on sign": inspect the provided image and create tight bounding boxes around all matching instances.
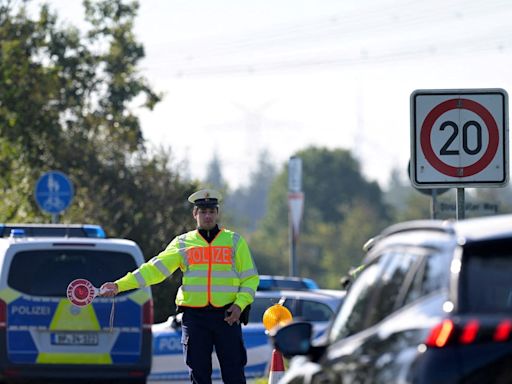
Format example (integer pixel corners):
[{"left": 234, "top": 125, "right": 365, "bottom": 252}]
[{"left": 410, "top": 89, "right": 509, "bottom": 188}]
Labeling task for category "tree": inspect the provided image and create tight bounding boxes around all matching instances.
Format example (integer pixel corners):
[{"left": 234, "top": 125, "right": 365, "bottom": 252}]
[
  {"left": 383, "top": 168, "right": 512, "bottom": 221},
  {"left": 0, "top": 139, "right": 35, "bottom": 222},
  {"left": 224, "top": 149, "right": 276, "bottom": 231},
  {"left": 249, "top": 146, "right": 391, "bottom": 288},
  {"left": 0, "top": 0, "right": 196, "bottom": 322},
  {"left": 204, "top": 152, "right": 227, "bottom": 191},
  {"left": 384, "top": 167, "right": 412, "bottom": 218},
  {"left": 469, "top": 187, "right": 512, "bottom": 216}
]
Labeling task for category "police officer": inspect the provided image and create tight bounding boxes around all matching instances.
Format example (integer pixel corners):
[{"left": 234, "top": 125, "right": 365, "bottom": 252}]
[{"left": 100, "top": 189, "right": 259, "bottom": 384}]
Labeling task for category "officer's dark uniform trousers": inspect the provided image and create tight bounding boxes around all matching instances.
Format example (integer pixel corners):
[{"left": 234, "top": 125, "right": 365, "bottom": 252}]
[{"left": 181, "top": 306, "right": 247, "bottom": 383}]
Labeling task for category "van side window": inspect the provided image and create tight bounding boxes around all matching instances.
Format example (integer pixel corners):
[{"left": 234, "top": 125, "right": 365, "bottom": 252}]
[
  {"left": 248, "top": 297, "right": 296, "bottom": 324},
  {"left": 300, "top": 300, "right": 333, "bottom": 322}
]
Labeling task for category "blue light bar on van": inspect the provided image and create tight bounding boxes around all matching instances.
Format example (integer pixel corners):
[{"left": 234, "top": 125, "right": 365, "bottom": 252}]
[
  {"left": 9, "top": 229, "right": 25, "bottom": 238},
  {"left": 0, "top": 224, "right": 107, "bottom": 238},
  {"left": 82, "top": 225, "right": 106, "bottom": 239}
]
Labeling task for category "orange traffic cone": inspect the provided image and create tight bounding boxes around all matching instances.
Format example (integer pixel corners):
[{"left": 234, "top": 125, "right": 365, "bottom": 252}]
[{"left": 268, "top": 349, "right": 285, "bottom": 384}]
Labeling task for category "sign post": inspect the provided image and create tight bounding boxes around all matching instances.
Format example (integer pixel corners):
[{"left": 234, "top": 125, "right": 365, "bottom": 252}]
[
  {"left": 35, "top": 171, "right": 74, "bottom": 223},
  {"left": 407, "top": 159, "right": 449, "bottom": 219},
  {"left": 411, "top": 89, "right": 508, "bottom": 220},
  {"left": 288, "top": 157, "right": 304, "bottom": 277}
]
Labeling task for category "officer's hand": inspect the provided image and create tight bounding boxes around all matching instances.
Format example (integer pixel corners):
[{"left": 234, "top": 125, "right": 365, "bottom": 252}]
[
  {"left": 224, "top": 304, "right": 241, "bottom": 326},
  {"left": 99, "top": 282, "right": 118, "bottom": 297}
]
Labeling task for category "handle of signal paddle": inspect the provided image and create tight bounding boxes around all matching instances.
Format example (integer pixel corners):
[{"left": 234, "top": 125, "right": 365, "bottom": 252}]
[{"left": 98, "top": 283, "right": 118, "bottom": 297}]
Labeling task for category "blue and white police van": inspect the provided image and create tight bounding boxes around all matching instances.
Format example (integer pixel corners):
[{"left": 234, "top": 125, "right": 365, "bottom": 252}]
[{"left": 0, "top": 224, "right": 153, "bottom": 383}]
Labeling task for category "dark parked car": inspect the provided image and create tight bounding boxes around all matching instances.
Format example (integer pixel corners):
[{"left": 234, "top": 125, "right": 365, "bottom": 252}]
[{"left": 273, "top": 215, "right": 512, "bottom": 384}]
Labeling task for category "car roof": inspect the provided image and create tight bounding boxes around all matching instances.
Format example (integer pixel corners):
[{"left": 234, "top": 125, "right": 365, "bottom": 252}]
[
  {"left": 0, "top": 223, "right": 107, "bottom": 238},
  {"left": 454, "top": 214, "right": 512, "bottom": 242},
  {"left": 258, "top": 274, "right": 320, "bottom": 291},
  {"left": 0, "top": 236, "right": 137, "bottom": 247},
  {"left": 256, "top": 289, "right": 344, "bottom": 299},
  {"left": 260, "top": 274, "right": 310, "bottom": 281},
  {"left": 370, "top": 213, "right": 512, "bottom": 252},
  {"left": 255, "top": 289, "right": 345, "bottom": 310},
  {"left": 0, "top": 236, "right": 145, "bottom": 267}
]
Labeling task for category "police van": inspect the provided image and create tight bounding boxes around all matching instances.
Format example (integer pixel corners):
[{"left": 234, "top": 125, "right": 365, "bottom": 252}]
[{"left": 0, "top": 224, "right": 153, "bottom": 383}]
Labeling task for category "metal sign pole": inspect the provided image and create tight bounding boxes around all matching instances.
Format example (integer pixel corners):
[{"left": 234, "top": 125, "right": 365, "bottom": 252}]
[
  {"left": 456, "top": 188, "right": 465, "bottom": 220},
  {"left": 288, "top": 157, "right": 303, "bottom": 277},
  {"left": 430, "top": 189, "right": 438, "bottom": 219},
  {"left": 289, "top": 227, "right": 297, "bottom": 277}
]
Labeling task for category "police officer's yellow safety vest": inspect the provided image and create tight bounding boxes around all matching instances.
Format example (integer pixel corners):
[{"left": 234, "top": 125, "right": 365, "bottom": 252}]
[{"left": 115, "top": 228, "right": 259, "bottom": 311}]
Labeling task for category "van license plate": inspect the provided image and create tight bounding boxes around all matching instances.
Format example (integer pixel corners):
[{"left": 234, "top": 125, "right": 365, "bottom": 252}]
[{"left": 51, "top": 332, "right": 98, "bottom": 346}]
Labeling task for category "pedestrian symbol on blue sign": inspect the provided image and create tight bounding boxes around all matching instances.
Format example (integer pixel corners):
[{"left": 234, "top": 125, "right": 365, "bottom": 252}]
[{"left": 35, "top": 171, "right": 74, "bottom": 214}]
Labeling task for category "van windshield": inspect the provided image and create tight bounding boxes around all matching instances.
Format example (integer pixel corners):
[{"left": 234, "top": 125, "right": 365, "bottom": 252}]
[{"left": 8, "top": 250, "right": 138, "bottom": 297}]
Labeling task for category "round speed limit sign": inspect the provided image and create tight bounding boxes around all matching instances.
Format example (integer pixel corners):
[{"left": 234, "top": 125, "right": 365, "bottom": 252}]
[{"left": 410, "top": 89, "right": 508, "bottom": 188}]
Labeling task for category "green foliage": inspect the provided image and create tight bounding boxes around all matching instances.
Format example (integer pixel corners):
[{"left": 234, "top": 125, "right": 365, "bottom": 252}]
[
  {"left": 0, "top": 138, "right": 39, "bottom": 222},
  {"left": 83, "top": 0, "right": 160, "bottom": 153},
  {"left": 468, "top": 187, "right": 512, "bottom": 216},
  {"left": 204, "top": 152, "right": 227, "bottom": 192},
  {"left": 249, "top": 146, "right": 391, "bottom": 287},
  {"left": 0, "top": 0, "right": 195, "bottom": 322},
  {"left": 384, "top": 165, "right": 512, "bottom": 221},
  {"left": 225, "top": 150, "right": 277, "bottom": 232}
]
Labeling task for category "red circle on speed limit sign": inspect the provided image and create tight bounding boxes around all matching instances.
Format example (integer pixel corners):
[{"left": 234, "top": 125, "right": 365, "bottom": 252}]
[{"left": 420, "top": 98, "right": 499, "bottom": 177}]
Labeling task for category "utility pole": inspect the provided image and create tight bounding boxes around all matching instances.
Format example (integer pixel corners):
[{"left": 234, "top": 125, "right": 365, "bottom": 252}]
[{"left": 288, "top": 156, "right": 304, "bottom": 277}]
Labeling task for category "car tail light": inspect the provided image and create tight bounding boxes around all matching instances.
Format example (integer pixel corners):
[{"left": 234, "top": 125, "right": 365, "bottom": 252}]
[
  {"left": 3, "top": 368, "right": 20, "bottom": 377},
  {"left": 142, "top": 299, "right": 153, "bottom": 330},
  {"left": 425, "top": 319, "right": 455, "bottom": 347},
  {"left": 426, "top": 318, "right": 512, "bottom": 348},
  {"left": 128, "top": 370, "right": 145, "bottom": 377},
  {"left": 494, "top": 320, "right": 512, "bottom": 342},
  {"left": 459, "top": 320, "right": 479, "bottom": 344}
]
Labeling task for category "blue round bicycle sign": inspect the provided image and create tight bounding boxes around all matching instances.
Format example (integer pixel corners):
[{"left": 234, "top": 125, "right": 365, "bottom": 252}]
[{"left": 35, "top": 171, "right": 74, "bottom": 214}]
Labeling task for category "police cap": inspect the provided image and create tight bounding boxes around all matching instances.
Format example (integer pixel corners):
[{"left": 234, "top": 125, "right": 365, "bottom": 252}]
[{"left": 188, "top": 189, "right": 222, "bottom": 208}]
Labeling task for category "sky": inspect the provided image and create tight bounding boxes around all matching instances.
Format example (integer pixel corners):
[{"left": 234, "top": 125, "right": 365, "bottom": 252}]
[{"left": 36, "top": 0, "right": 512, "bottom": 190}]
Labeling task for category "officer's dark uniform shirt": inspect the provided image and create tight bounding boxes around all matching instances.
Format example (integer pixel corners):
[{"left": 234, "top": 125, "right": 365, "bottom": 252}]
[{"left": 198, "top": 225, "right": 220, "bottom": 243}]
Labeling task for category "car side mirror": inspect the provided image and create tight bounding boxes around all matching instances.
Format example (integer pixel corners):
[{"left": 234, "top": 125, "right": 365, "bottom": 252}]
[
  {"left": 339, "top": 275, "right": 352, "bottom": 290},
  {"left": 271, "top": 321, "right": 313, "bottom": 357}
]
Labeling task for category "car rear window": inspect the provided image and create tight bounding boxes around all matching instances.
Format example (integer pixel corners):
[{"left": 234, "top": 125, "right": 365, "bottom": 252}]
[
  {"left": 8, "top": 250, "right": 138, "bottom": 297},
  {"left": 249, "top": 297, "right": 333, "bottom": 323},
  {"left": 459, "top": 240, "right": 512, "bottom": 314}
]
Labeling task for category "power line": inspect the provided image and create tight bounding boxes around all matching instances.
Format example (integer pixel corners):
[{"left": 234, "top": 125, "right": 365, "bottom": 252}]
[
  {"left": 142, "top": 31, "right": 512, "bottom": 77},
  {"left": 143, "top": 0, "right": 512, "bottom": 76}
]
